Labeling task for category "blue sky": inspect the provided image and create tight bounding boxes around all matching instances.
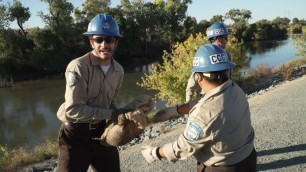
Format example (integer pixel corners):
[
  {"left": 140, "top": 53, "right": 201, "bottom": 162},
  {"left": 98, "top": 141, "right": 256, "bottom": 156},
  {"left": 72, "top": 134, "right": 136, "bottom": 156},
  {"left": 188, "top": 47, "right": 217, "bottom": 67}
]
[{"left": 7, "top": 0, "right": 306, "bottom": 29}]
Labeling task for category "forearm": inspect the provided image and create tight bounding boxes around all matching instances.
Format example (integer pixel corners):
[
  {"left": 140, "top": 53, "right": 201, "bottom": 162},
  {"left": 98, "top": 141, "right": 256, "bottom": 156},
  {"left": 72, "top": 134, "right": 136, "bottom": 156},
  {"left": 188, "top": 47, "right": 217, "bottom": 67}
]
[
  {"left": 157, "top": 146, "right": 165, "bottom": 159},
  {"left": 177, "top": 102, "right": 192, "bottom": 115}
]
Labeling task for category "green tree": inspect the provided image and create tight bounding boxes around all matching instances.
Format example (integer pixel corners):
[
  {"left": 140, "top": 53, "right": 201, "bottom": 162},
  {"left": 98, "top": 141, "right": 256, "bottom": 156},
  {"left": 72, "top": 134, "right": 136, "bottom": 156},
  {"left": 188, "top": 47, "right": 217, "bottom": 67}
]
[
  {"left": 0, "top": 1, "right": 10, "bottom": 29},
  {"left": 272, "top": 17, "right": 290, "bottom": 29},
  {"left": 8, "top": 0, "right": 30, "bottom": 37},
  {"left": 163, "top": 0, "right": 191, "bottom": 43},
  {"left": 230, "top": 20, "right": 251, "bottom": 42},
  {"left": 183, "top": 16, "right": 197, "bottom": 38},
  {"left": 225, "top": 36, "right": 251, "bottom": 73},
  {"left": 225, "top": 9, "right": 252, "bottom": 23},
  {"left": 210, "top": 15, "right": 224, "bottom": 23},
  {"left": 253, "top": 19, "right": 287, "bottom": 40},
  {"left": 272, "top": 17, "right": 290, "bottom": 36},
  {"left": 39, "top": 0, "right": 74, "bottom": 41},
  {"left": 254, "top": 19, "right": 271, "bottom": 40},
  {"left": 225, "top": 9, "right": 252, "bottom": 42},
  {"left": 292, "top": 34, "right": 306, "bottom": 56},
  {"left": 292, "top": 17, "right": 299, "bottom": 25},
  {"left": 289, "top": 17, "right": 302, "bottom": 34},
  {"left": 290, "top": 24, "right": 302, "bottom": 34},
  {"left": 77, "top": 0, "right": 111, "bottom": 20},
  {"left": 36, "top": 0, "right": 84, "bottom": 72},
  {"left": 195, "top": 19, "right": 210, "bottom": 35}
]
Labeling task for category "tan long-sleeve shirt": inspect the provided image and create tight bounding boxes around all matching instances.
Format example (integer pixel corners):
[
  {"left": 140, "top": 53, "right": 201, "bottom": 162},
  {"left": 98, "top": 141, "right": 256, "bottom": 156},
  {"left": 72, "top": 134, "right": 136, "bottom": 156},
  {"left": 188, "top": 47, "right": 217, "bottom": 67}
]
[
  {"left": 57, "top": 52, "right": 124, "bottom": 123},
  {"left": 163, "top": 79, "right": 255, "bottom": 166}
]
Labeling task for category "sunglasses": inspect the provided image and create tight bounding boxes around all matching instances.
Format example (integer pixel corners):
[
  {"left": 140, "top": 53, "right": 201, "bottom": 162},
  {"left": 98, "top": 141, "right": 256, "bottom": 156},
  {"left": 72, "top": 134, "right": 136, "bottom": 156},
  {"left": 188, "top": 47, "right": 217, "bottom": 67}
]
[{"left": 90, "top": 37, "right": 116, "bottom": 44}]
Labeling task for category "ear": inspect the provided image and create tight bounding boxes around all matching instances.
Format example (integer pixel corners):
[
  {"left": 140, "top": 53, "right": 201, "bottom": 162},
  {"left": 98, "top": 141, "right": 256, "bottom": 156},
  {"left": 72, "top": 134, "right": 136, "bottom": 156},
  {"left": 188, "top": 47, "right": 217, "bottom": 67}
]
[
  {"left": 197, "top": 74, "right": 204, "bottom": 83},
  {"left": 114, "top": 39, "right": 119, "bottom": 48},
  {"left": 89, "top": 39, "right": 95, "bottom": 48},
  {"left": 194, "top": 73, "right": 203, "bottom": 83}
]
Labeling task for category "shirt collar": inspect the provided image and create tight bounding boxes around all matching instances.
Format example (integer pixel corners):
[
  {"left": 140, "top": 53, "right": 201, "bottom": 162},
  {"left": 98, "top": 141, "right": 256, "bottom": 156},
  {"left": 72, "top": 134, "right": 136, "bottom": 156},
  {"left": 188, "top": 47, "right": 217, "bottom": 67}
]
[
  {"left": 88, "top": 52, "right": 122, "bottom": 72},
  {"left": 201, "top": 79, "right": 234, "bottom": 102}
]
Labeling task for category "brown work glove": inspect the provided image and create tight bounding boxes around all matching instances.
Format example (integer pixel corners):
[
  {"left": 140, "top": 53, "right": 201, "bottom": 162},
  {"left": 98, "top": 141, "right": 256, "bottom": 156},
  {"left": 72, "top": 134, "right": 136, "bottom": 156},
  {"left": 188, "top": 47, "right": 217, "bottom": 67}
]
[
  {"left": 151, "top": 105, "right": 179, "bottom": 123},
  {"left": 99, "top": 95, "right": 154, "bottom": 146},
  {"left": 124, "top": 109, "right": 148, "bottom": 129}
]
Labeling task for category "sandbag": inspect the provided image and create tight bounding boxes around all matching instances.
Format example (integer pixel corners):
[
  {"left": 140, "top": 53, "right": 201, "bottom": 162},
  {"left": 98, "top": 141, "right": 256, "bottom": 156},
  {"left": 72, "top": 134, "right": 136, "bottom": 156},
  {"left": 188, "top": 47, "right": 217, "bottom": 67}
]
[{"left": 99, "top": 95, "right": 154, "bottom": 146}]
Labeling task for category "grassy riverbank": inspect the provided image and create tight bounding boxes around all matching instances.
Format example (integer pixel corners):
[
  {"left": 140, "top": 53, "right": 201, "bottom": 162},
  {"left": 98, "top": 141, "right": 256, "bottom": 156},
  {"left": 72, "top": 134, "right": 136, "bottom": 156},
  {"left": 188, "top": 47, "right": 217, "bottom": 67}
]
[
  {"left": 1, "top": 56, "right": 306, "bottom": 171},
  {"left": 0, "top": 139, "right": 57, "bottom": 171}
]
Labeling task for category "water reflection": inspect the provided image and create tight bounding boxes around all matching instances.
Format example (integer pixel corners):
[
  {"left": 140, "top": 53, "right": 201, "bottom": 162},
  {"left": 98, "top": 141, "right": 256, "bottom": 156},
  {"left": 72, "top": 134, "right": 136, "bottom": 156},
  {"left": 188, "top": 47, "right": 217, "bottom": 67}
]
[
  {"left": 0, "top": 72, "right": 157, "bottom": 149},
  {"left": 246, "top": 38, "right": 287, "bottom": 55},
  {"left": 244, "top": 37, "right": 297, "bottom": 69},
  {"left": 0, "top": 79, "right": 64, "bottom": 148},
  {"left": 117, "top": 58, "right": 161, "bottom": 73}
]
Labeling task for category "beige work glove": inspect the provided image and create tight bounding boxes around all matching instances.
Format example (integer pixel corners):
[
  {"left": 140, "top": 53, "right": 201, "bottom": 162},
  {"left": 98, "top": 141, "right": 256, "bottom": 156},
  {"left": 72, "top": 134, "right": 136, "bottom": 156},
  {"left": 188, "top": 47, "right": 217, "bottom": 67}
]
[
  {"left": 125, "top": 109, "right": 148, "bottom": 129},
  {"left": 111, "top": 108, "right": 133, "bottom": 125},
  {"left": 141, "top": 145, "right": 160, "bottom": 163},
  {"left": 151, "top": 105, "right": 179, "bottom": 123}
]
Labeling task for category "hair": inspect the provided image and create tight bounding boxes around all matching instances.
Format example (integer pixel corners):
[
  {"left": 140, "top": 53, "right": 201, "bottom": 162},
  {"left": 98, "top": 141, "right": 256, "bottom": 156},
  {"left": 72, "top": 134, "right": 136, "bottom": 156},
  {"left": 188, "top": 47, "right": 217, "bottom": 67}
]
[
  {"left": 209, "top": 35, "right": 224, "bottom": 43},
  {"left": 208, "top": 37, "right": 216, "bottom": 43},
  {"left": 196, "top": 70, "right": 229, "bottom": 84}
]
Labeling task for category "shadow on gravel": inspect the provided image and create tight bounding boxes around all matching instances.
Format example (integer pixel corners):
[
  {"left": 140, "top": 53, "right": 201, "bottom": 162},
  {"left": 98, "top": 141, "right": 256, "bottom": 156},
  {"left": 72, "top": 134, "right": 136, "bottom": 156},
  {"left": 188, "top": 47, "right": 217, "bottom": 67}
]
[{"left": 257, "top": 144, "right": 306, "bottom": 171}]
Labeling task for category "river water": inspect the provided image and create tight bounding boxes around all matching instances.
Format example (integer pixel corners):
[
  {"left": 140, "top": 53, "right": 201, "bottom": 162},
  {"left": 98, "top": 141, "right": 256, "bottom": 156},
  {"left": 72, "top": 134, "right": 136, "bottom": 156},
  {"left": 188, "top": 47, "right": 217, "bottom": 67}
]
[{"left": 0, "top": 37, "right": 301, "bottom": 149}]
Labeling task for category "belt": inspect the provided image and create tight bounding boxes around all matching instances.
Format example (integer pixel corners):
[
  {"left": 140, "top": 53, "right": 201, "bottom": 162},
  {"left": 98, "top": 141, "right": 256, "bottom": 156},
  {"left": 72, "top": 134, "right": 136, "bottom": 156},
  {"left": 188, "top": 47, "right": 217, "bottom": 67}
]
[{"left": 64, "top": 122, "right": 102, "bottom": 130}]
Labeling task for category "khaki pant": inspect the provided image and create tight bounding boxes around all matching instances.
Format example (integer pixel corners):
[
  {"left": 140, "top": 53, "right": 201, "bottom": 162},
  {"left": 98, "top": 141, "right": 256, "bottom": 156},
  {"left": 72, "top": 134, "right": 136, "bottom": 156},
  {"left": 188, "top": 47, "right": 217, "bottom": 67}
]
[
  {"left": 57, "top": 121, "right": 120, "bottom": 172},
  {"left": 197, "top": 148, "right": 257, "bottom": 172}
]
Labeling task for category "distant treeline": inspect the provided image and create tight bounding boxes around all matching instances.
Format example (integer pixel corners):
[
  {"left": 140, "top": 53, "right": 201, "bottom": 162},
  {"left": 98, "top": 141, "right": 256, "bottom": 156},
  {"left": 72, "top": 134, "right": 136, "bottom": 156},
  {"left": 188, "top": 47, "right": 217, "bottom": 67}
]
[{"left": 0, "top": 0, "right": 305, "bottom": 81}]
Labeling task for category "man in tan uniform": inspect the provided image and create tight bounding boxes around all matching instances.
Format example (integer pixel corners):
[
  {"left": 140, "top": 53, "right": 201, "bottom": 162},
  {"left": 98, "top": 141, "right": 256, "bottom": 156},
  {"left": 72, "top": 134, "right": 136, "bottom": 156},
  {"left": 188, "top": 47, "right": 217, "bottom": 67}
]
[
  {"left": 143, "top": 44, "right": 257, "bottom": 172},
  {"left": 155, "top": 23, "right": 232, "bottom": 124},
  {"left": 186, "top": 22, "right": 230, "bottom": 102},
  {"left": 56, "top": 14, "right": 138, "bottom": 172}
]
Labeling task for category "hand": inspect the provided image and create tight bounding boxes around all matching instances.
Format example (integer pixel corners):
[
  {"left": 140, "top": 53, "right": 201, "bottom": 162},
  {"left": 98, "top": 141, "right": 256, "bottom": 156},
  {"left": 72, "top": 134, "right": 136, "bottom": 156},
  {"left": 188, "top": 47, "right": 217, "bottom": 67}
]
[
  {"left": 141, "top": 145, "right": 160, "bottom": 163},
  {"left": 111, "top": 108, "right": 133, "bottom": 125},
  {"left": 151, "top": 105, "right": 179, "bottom": 123},
  {"left": 125, "top": 109, "right": 148, "bottom": 129}
]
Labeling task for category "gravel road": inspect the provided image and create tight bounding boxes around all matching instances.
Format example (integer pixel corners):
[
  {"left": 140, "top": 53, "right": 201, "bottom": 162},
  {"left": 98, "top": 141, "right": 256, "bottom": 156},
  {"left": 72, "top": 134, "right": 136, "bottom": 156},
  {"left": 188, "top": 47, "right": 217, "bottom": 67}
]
[{"left": 119, "top": 75, "right": 306, "bottom": 172}]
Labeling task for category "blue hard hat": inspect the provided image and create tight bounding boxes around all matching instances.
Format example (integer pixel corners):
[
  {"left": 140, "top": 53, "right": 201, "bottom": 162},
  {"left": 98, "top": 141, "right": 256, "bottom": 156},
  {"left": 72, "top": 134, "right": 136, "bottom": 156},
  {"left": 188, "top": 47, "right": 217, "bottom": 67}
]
[
  {"left": 83, "top": 14, "right": 123, "bottom": 38},
  {"left": 190, "top": 44, "right": 235, "bottom": 73},
  {"left": 206, "top": 23, "right": 229, "bottom": 40}
]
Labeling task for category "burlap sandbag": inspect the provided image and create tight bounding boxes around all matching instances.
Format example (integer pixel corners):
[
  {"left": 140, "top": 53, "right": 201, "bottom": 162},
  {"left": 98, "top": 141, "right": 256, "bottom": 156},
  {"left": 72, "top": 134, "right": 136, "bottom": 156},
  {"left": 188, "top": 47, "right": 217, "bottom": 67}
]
[{"left": 99, "top": 95, "right": 154, "bottom": 146}]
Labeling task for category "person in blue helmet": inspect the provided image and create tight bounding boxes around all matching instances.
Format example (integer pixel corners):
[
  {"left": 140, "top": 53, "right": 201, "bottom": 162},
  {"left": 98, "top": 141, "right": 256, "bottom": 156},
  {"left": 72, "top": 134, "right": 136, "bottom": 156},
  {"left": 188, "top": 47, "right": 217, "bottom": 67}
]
[
  {"left": 153, "top": 23, "right": 232, "bottom": 124},
  {"left": 206, "top": 22, "right": 230, "bottom": 49},
  {"left": 56, "top": 14, "right": 141, "bottom": 171},
  {"left": 145, "top": 44, "right": 257, "bottom": 172},
  {"left": 186, "top": 22, "right": 231, "bottom": 102}
]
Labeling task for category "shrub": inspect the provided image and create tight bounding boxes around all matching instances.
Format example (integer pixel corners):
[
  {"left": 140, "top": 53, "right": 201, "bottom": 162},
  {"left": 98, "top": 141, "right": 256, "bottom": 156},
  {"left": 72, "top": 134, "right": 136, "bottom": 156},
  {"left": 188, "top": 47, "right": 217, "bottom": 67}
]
[{"left": 138, "top": 33, "right": 206, "bottom": 105}]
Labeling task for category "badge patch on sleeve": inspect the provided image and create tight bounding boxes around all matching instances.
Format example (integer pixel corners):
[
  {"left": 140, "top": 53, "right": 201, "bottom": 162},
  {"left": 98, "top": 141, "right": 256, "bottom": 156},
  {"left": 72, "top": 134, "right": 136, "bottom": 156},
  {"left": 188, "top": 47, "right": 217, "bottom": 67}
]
[
  {"left": 184, "top": 122, "right": 203, "bottom": 141},
  {"left": 67, "top": 71, "right": 79, "bottom": 86}
]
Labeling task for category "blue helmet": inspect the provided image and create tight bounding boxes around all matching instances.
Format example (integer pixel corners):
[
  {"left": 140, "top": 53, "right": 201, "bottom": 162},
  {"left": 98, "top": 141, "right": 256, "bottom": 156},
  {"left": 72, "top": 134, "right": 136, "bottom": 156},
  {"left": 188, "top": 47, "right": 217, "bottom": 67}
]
[
  {"left": 190, "top": 44, "right": 235, "bottom": 73},
  {"left": 83, "top": 14, "right": 123, "bottom": 38},
  {"left": 206, "top": 23, "right": 229, "bottom": 40}
]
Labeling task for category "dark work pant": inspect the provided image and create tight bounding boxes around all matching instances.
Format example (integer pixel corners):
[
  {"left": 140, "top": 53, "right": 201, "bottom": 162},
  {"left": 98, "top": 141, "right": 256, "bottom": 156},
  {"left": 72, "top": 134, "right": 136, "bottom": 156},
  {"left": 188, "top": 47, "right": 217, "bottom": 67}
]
[
  {"left": 197, "top": 148, "right": 257, "bottom": 172},
  {"left": 57, "top": 122, "right": 120, "bottom": 172}
]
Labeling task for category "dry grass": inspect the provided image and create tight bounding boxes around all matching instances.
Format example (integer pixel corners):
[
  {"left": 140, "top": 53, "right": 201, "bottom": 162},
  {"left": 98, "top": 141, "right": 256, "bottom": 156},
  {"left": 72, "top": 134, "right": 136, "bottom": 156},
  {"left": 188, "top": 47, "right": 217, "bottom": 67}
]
[
  {"left": 250, "top": 64, "right": 272, "bottom": 78},
  {"left": 0, "top": 139, "right": 57, "bottom": 171},
  {"left": 237, "top": 56, "right": 306, "bottom": 88},
  {"left": 273, "top": 56, "right": 306, "bottom": 80},
  {"left": 236, "top": 64, "right": 272, "bottom": 88}
]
